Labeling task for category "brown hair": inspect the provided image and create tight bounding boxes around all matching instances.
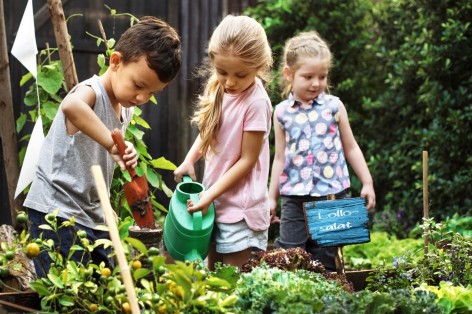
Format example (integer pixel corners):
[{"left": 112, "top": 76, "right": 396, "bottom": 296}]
[{"left": 115, "top": 16, "right": 182, "bottom": 83}]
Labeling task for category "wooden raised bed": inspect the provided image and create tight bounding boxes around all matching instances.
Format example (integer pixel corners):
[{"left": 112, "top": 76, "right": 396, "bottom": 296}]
[{"left": 0, "top": 291, "right": 40, "bottom": 312}]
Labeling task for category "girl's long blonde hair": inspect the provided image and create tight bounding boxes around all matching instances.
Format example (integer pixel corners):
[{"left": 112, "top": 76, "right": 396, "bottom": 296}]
[
  {"left": 281, "top": 31, "right": 332, "bottom": 99},
  {"left": 192, "top": 15, "right": 273, "bottom": 156}
]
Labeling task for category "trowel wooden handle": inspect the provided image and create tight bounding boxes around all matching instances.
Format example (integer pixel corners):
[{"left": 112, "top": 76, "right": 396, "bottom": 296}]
[{"left": 111, "top": 128, "right": 136, "bottom": 177}]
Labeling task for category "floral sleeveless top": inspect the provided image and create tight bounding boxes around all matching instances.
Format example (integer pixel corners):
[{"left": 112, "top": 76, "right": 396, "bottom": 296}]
[{"left": 274, "top": 92, "right": 350, "bottom": 197}]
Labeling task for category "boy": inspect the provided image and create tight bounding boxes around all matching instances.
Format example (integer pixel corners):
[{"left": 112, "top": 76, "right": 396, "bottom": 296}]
[{"left": 24, "top": 16, "right": 182, "bottom": 277}]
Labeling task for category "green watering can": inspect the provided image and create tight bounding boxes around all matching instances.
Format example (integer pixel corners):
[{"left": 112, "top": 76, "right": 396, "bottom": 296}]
[{"left": 164, "top": 176, "right": 215, "bottom": 261}]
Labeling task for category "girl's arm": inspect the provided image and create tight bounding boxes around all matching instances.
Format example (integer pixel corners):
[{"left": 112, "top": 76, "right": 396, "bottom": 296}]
[
  {"left": 173, "top": 135, "right": 204, "bottom": 182},
  {"left": 188, "top": 131, "right": 265, "bottom": 215},
  {"left": 268, "top": 113, "right": 285, "bottom": 224},
  {"left": 61, "top": 85, "right": 137, "bottom": 170},
  {"left": 338, "top": 102, "right": 376, "bottom": 210}
]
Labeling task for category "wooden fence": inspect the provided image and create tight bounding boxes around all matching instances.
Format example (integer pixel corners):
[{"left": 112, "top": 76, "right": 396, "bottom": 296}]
[{"left": 1, "top": 0, "right": 258, "bottom": 224}]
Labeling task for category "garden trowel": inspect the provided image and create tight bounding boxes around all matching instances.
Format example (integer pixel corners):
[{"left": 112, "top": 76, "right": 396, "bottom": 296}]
[{"left": 111, "top": 128, "right": 155, "bottom": 229}]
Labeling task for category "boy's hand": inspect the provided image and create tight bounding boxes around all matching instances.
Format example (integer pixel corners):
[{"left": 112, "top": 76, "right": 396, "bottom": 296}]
[{"left": 110, "top": 141, "right": 138, "bottom": 171}]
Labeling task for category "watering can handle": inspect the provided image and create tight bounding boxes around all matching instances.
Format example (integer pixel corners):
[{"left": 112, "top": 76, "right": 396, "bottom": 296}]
[
  {"left": 183, "top": 175, "right": 192, "bottom": 183},
  {"left": 190, "top": 194, "right": 203, "bottom": 231}
]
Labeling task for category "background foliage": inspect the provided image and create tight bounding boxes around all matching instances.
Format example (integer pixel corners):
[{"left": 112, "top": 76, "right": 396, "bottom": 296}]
[{"left": 245, "top": 0, "right": 472, "bottom": 237}]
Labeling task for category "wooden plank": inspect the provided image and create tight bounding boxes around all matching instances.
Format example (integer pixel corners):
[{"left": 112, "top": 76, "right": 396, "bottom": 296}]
[{"left": 303, "top": 197, "right": 370, "bottom": 247}]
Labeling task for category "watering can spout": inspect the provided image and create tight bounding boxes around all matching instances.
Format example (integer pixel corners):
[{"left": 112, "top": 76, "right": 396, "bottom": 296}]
[{"left": 184, "top": 249, "right": 202, "bottom": 262}]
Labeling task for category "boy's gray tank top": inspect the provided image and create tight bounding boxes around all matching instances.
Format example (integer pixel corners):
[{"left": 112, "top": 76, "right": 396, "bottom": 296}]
[{"left": 24, "top": 75, "right": 133, "bottom": 229}]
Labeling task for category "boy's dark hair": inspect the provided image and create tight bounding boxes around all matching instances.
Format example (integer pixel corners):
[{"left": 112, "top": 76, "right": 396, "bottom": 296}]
[{"left": 115, "top": 16, "right": 182, "bottom": 83}]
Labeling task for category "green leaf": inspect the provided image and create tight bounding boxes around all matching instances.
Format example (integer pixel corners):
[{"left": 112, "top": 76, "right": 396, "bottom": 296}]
[
  {"left": 29, "top": 280, "right": 51, "bottom": 296},
  {"left": 152, "top": 199, "right": 168, "bottom": 213},
  {"left": 150, "top": 157, "right": 177, "bottom": 171},
  {"left": 24, "top": 88, "right": 38, "bottom": 106},
  {"left": 20, "top": 72, "right": 34, "bottom": 86},
  {"left": 16, "top": 113, "right": 27, "bottom": 133},
  {"left": 127, "top": 123, "right": 145, "bottom": 140},
  {"left": 47, "top": 273, "right": 64, "bottom": 289},
  {"left": 37, "top": 68, "right": 63, "bottom": 95},
  {"left": 139, "top": 278, "right": 151, "bottom": 290},
  {"left": 97, "top": 54, "right": 106, "bottom": 68},
  {"left": 94, "top": 239, "right": 113, "bottom": 250},
  {"left": 119, "top": 216, "right": 134, "bottom": 239},
  {"left": 133, "top": 268, "right": 151, "bottom": 281},
  {"left": 133, "top": 115, "right": 150, "bottom": 129},
  {"left": 124, "top": 237, "right": 147, "bottom": 255},
  {"left": 39, "top": 224, "right": 53, "bottom": 231},
  {"left": 146, "top": 169, "right": 159, "bottom": 188},
  {"left": 161, "top": 181, "right": 173, "bottom": 198},
  {"left": 42, "top": 101, "right": 60, "bottom": 121},
  {"left": 59, "top": 294, "right": 75, "bottom": 307},
  {"left": 107, "top": 38, "right": 116, "bottom": 49}
]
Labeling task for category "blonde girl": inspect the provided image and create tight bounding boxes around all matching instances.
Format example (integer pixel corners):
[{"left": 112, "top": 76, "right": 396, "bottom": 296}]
[
  {"left": 174, "top": 15, "right": 273, "bottom": 270},
  {"left": 268, "top": 31, "right": 375, "bottom": 270}
]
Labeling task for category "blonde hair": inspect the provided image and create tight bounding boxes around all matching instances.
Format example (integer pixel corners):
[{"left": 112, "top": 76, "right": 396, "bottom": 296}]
[
  {"left": 192, "top": 15, "right": 273, "bottom": 156},
  {"left": 281, "top": 31, "right": 332, "bottom": 99}
]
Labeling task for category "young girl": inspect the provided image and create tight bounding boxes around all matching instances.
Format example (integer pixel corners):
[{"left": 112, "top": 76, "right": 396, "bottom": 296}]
[
  {"left": 173, "top": 15, "right": 273, "bottom": 270},
  {"left": 268, "top": 31, "right": 376, "bottom": 271}
]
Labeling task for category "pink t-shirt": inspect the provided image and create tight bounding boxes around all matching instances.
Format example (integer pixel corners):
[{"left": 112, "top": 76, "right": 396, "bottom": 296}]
[{"left": 202, "top": 79, "right": 272, "bottom": 231}]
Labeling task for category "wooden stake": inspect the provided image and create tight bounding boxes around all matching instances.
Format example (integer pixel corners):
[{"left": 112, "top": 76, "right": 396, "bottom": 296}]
[
  {"left": 423, "top": 151, "right": 429, "bottom": 254},
  {"left": 327, "top": 194, "right": 345, "bottom": 275},
  {"left": 0, "top": 0, "right": 24, "bottom": 226},
  {"left": 91, "top": 165, "right": 140, "bottom": 314},
  {"left": 46, "top": 0, "right": 78, "bottom": 91}
]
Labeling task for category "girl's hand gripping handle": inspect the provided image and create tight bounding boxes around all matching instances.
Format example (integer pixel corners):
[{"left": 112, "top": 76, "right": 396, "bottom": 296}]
[{"left": 111, "top": 128, "right": 137, "bottom": 178}]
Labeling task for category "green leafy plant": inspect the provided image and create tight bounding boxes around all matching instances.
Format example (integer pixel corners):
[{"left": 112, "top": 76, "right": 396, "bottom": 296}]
[
  {"left": 366, "top": 218, "right": 472, "bottom": 292},
  {"left": 343, "top": 231, "right": 423, "bottom": 270},
  {"left": 25, "top": 210, "right": 239, "bottom": 313},
  {"left": 416, "top": 281, "right": 472, "bottom": 314}
]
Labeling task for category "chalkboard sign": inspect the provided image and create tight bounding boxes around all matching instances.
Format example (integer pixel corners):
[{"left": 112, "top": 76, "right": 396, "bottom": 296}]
[{"left": 303, "top": 197, "right": 370, "bottom": 247}]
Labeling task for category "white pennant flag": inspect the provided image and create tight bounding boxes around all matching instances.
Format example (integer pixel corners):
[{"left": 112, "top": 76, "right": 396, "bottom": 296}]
[
  {"left": 11, "top": 0, "right": 38, "bottom": 78},
  {"left": 15, "top": 116, "right": 45, "bottom": 198},
  {"left": 12, "top": 0, "right": 44, "bottom": 198}
]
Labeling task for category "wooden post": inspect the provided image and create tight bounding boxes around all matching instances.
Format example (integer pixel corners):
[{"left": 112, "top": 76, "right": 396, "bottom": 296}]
[
  {"left": 46, "top": 0, "right": 77, "bottom": 91},
  {"left": 423, "top": 151, "right": 429, "bottom": 254},
  {"left": 92, "top": 165, "right": 140, "bottom": 314},
  {"left": 0, "top": 0, "right": 24, "bottom": 226},
  {"left": 327, "top": 194, "right": 345, "bottom": 275}
]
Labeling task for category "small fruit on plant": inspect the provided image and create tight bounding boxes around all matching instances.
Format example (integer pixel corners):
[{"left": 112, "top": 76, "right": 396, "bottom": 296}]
[
  {"left": 122, "top": 302, "right": 131, "bottom": 313},
  {"left": 5, "top": 251, "right": 15, "bottom": 261},
  {"left": 0, "top": 266, "right": 10, "bottom": 278},
  {"left": 16, "top": 212, "right": 27, "bottom": 224},
  {"left": 132, "top": 260, "right": 142, "bottom": 269},
  {"left": 101, "top": 267, "right": 112, "bottom": 277},
  {"left": 88, "top": 303, "right": 98, "bottom": 311},
  {"left": 77, "top": 229, "right": 87, "bottom": 239},
  {"left": 148, "top": 247, "right": 159, "bottom": 256},
  {"left": 45, "top": 213, "right": 56, "bottom": 223},
  {"left": 26, "top": 243, "right": 40, "bottom": 258},
  {"left": 157, "top": 266, "right": 166, "bottom": 275}
]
